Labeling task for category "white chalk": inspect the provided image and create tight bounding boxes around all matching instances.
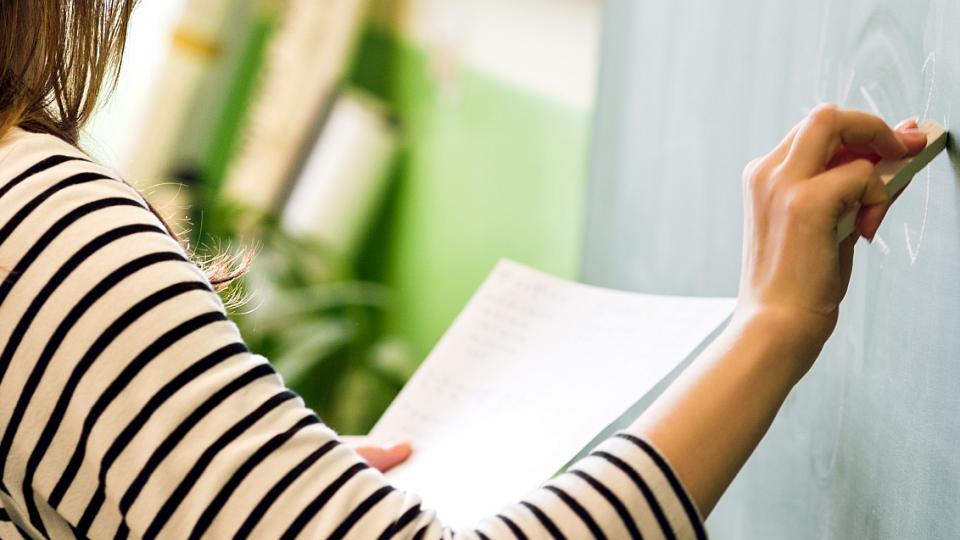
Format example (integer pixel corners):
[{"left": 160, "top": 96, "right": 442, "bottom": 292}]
[{"left": 836, "top": 120, "right": 949, "bottom": 242}]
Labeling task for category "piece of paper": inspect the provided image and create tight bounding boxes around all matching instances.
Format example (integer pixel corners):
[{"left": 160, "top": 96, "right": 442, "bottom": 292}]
[{"left": 370, "top": 260, "right": 735, "bottom": 528}]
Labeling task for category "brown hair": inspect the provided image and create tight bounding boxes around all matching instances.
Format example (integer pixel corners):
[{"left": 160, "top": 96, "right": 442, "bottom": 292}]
[{"left": 0, "top": 0, "right": 245, "bottom": 292}]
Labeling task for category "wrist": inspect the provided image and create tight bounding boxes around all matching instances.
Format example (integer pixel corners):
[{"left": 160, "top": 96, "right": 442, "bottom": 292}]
[{"left": 726, "top": 304, "right": 830, "bottom": 383}]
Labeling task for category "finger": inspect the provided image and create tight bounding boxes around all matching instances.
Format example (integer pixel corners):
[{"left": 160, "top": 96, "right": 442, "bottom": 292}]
[
  {"left": 856, "top": 170, "right": 915, "bottom": 239},
  {"left": 355, "top": 442, "right": 413, "bottom": 473},
  {"left": 829, "top": 125, "right": 927, "bottom": 167},
  {"left": 895, "top": 117, "right": 918, "bottom": 130},
  {"left": 811, "top": 158, "right": 889, "bottom": 220},
  {"left": 838, "top": 233, "right": 859, "bottom": 298},
  {"left": 745, "top": 122, "right": 804, "bottom": 179},
  {"left": 827, "top": 145, "right": 883, "bottom": 169},
  {"left": 847, "top": 124, "right": 922, "bottom": 238},
  {"left": 785, "top": 105, "right": 908, "bottom": 176},
  {"left": 855, "top": 203, "right": 887, "bottom": 241},
  {"left": 897, "top": 125, "right": 929, "bottom": 154},
  {"left": 768, "top": 122, "right": 804, "bottom": 165}
]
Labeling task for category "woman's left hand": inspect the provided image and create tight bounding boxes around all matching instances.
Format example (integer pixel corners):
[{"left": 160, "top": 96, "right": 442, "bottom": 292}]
[{"left": 343, "top": 437, "right": 412, "bottom": 472}]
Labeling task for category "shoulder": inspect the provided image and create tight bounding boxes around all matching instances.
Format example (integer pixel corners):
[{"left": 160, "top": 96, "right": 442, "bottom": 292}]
[
  {"left": 0, "top": 127, "right": 99, "bottom": 182},
  {"left": 0, "top": 127, "right": 174, "bottom": 247},
  {"left": 0, "top": 127, "right": 139, "bottom": 206},
  {"left": 0, "top": 127, "right": 213, "bottom": 302}
]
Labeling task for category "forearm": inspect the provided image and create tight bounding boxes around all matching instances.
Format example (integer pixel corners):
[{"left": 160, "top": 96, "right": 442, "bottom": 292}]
[{"left": 627, "top": 309, "right": 820, "bottom": 517}]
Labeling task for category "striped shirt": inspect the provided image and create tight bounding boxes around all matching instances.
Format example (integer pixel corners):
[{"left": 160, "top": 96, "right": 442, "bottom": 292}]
[{"left": 0, "top": 127, "right": 706, "bottom": 539}]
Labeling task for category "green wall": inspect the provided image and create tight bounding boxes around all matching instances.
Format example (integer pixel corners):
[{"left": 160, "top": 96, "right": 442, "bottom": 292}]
[{"left": 351, "top": 31, "right": 592, "bottom": 356}]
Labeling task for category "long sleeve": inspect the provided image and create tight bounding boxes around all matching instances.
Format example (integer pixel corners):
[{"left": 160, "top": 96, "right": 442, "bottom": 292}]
[{"left": 0, "top": 130, "right": 706, "bottom": 539}]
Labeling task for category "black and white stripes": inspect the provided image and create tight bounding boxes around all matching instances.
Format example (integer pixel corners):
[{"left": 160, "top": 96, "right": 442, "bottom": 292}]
[{"left": 0, "top": 128, "right": 705, "bottom": 539}]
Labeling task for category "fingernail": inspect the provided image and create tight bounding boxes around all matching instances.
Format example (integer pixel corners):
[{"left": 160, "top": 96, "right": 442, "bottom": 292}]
[
  {"left": 897, "top": 117, "right": 919, "bottom": 130},
  {"left": 902, "top": 127, "right": 925, "bottom": 140}
]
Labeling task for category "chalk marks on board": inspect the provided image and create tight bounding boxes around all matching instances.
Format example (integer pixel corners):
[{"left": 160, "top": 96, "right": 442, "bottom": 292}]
[
  {"left": 839, "top": 70, "right": 857, "bottom": 107},
  {"left": 809, "top": 341, "right": 850, "bottom": 481},
  {"left": 812, "top": 0, "right": 834, "bottom": 104},
  {"left": 823, "top": 15, "right": 940, "bottom": 264},
  {"left": 904, "top": 169, "right": 931, "bottom": 265},
  {"left": 808, "top": 4, "right": 950, "bottom": 266},
  {"left": 873, "top": 234, "right": 891, "bottom": 256},
  {"left": 921, "top": 51, "right": 937, "bottom": 118},
  {"left": 904, "top": 51, "right": 938, "bottom": 265},
  {"left": 859, "top": 86, "right": 881, "bottom": 115}
]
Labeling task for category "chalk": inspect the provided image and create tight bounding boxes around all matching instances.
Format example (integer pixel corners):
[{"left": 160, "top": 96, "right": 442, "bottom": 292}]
[{"left": 836, "top": 120, "right": 949, "bottom": 242}]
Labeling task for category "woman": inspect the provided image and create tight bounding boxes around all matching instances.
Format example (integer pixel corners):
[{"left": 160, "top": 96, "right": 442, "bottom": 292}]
[{"left": 0, "top": 2, "right": 928, "bottom": 539}]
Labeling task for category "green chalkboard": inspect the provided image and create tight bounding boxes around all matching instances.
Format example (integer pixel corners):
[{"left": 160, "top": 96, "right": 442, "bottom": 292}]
[{"left": 583, "top": 1, "right": 960, "bottom": 538}]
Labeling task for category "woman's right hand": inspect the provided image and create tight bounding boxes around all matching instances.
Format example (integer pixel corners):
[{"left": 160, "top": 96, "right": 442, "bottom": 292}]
[
  {"left": 634, "top": 106, "right": 930, "bottom": 518},
  {"left": 736, "top": 105, "right": 928, "bottom": 374}
]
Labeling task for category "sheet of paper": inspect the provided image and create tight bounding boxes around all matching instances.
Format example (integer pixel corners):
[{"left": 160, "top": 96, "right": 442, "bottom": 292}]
[{"left": 370, "top": 260, "right": 735, "bottom": 528}]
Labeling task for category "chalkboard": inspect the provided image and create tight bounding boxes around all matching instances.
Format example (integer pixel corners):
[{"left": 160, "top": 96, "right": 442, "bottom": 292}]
[{"left": 583, "top": 1, "right": 960, "bottom": 538}]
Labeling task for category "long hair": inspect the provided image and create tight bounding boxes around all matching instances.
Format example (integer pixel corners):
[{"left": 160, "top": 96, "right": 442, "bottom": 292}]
[
  {"left": 0, "top": 1, "right": 134, "bottom": 142},
  {"left": 0, "top": 0, "right": 246, "bottom": 291}
]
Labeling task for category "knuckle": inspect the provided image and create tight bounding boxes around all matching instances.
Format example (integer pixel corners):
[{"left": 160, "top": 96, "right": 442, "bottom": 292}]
[
  {"left": 742, "top": 157, "right": 784, "bottom": 191},
  {"left": 850, "top": 158, "right": 875, "bottom": 176},
  {"left": 782, "top": 187, "right": 814, "bottom": 218},
  {"left": 741, "top": 158, "right": 764, "bottom": 185},
  {"left": 768, "top": 162, "right": 789, "bottom": 182},
  {"left": 808, "top": 103, "right": 839, "bottom": 126}
]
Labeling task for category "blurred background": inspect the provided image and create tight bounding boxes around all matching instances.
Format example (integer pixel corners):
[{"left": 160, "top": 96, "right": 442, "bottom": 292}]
[{"left": 85, "top": 0, "right": 601, "bottom": 435}]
